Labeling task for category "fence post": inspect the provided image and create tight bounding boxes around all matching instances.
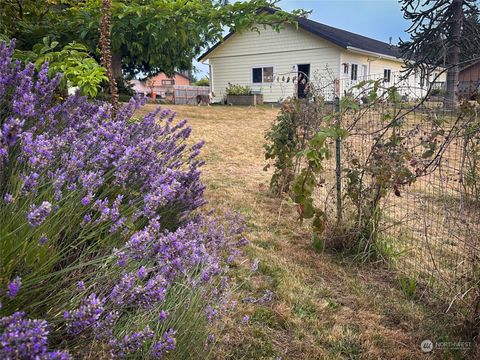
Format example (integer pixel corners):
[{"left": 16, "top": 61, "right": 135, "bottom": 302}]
[{"left": 334, "top": 96, "right": 342, "bottom": 223}]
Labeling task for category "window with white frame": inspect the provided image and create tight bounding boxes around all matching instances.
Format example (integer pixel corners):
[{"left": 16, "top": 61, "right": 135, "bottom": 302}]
[
  {"left": 383, "top": 69, "right": 392, "bottom": 83},
  {"left": 351, "top": 64, "right": 358, "bottom": 81},
  {"left": 362, "top": 65, "right": 368, "bottom": 80},
  {"left": 252, "top": 66, "right": 274, "bottom": 83}
]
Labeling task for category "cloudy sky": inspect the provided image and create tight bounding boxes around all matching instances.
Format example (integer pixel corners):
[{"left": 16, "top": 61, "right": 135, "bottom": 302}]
[{"left": 194, "top": 0, "right": 411, "bottom": 78}]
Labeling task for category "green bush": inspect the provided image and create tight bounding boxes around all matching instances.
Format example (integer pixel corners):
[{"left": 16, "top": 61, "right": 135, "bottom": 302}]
[
  {"left": 226, "top": 83, "right": 251, "bottom": 95},
  {"left": 430, "top": 88, "right": 446, "bottom": 96}
]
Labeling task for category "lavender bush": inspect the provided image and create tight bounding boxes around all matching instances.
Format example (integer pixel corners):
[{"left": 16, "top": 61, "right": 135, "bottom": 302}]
[{"left": 0, "top": 40, "right": 246, "bottom": 358}]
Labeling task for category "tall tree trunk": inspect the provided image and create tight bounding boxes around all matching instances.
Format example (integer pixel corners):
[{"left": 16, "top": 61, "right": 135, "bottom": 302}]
[
  {"left": 99, "top": 0, "right": 119, "bottom": 116},
  {"left": 112, "top": 50, "right": 122, "bottom": 80},
  {"left": 444, "top": 0, "right": 464, "bottom": 109}
]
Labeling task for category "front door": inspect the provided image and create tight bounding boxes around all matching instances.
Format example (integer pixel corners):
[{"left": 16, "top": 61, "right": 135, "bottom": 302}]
[{"left": 297, "top": 64, "right": 310, "bottom": 98}]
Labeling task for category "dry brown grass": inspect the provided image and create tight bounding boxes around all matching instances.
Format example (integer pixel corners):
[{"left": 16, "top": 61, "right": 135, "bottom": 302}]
[{"left": 136, "top": 104, "right": 466, "bottom": 360}]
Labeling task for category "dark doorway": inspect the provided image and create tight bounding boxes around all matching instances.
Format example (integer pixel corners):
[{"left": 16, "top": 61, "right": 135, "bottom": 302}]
[{"left": 297, "top": 64, "right": 310, "bottom": 98}]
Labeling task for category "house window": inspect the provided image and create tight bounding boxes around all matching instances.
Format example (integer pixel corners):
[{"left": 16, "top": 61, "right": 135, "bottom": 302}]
[
  {"left": 252, "top": 66, "right": 274, "bottom": 83},
  {"left": 343, "top": 63, "right": 349, "bottom": 74},
  {"left": 362, "top": 65, "right": 368, "bottom": 80},
  {"left": 383, "top": 69, "right": 391, "bottom": 83},
  {"left": 162, "top": 79, "right": 175, "bottom": 85},
  {"left": 351, "top": 64, "right": 358, "bottom": 81}
]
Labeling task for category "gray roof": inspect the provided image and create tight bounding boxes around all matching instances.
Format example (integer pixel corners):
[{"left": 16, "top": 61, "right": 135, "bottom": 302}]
[
  {"left": 297, "top": 16, "right": 400, "bottom": 58},
  {"left": 199, "top": 9, "right": 401, "bottom": 61}
]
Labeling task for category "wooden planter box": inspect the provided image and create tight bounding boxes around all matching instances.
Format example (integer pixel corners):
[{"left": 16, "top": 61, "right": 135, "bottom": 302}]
[{"left": 227, "top": 94, "right": 264, "bottom": 105}]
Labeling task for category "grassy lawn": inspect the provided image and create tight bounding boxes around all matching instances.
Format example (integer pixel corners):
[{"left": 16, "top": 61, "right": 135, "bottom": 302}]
[{"left": 137, "top": 104, "right": 464, "bottom": 360}]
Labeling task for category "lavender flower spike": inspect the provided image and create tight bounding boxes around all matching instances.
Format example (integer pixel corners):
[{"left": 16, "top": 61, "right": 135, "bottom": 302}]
[
  {"left": 7, "top": 276, "right": 22, "bottom": 298},
  {"left": 27, "top": 201, "right": 52, "bottom": 227}
]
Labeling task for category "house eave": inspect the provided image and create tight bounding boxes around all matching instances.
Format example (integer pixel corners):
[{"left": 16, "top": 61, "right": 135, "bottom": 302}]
[
  {"left": 346, "top": 46, "right": 403, "bottom": 63},
  {"left": 198, "top": 32, "right": 235, "bottom": 62}
]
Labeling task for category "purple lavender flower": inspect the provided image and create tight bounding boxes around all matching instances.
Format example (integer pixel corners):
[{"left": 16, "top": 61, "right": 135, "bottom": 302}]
[
  {"left": 110, "top": 326, "right": 154, "bottom": 358},
  {"left": 77, "top": 281, "right": 85, "bottom": 290},
  {"left": 206, "top": 333, "right": 215, "bottom": 344},
  {"left": 137, "top": 266, "right": 147, "bottom": 279},
  {"left": 81, "top": 194, "right": 92, "bottom": 206},
  {"left": 114, "top": 249, "right": 128, "bottom": 267},
  {"left": 7, "top": 276, "right": 22, "bottom": 298},
  {"left": 150, "top": 328, "right": 176, "bottom": 358},
  {"left": 39, "top": 235, "right": 48, "bottom": 245},
  {"left": 0, "top": 40, "right": 250, "bottom": 358},
  {"left": 3, "top": 193, "right": 14, "bottom": 203},
  {"left": 21, "top": 172, "right": 39, "bottom": 193},
  {"left": 158, "top": 310, "right": 168, "bottom": 322},
  {"left": 94, "top": 198, "right": 110, "bottom": 222},
  {"left": 242, "top": 315, "right": 250, "bottom": 324},
  {"left": 27, "top": 201, "right": 52, "bottom": 227},
  {"left": 64, "top": 293, "right": 105, "bottom": 335},
  {"left": 205, "top": 306, "right": 217, "bottom": 322},
  {"left": 82, "top": 213, "right": 92, "bottom": 225},
  {"left": 236, "top": 237, "right": 250, "bottom": 247},
  {"left": 261, "top": 290, "right": 274, "bottom": 304},
  {"left": 0, "top": 312, "right": 70, "bottom": 359}
]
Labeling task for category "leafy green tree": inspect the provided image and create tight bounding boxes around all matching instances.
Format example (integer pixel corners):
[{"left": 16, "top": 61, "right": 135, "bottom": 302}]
[
  {"left": 71, "top": 0, "right": 301, "bottom": 78},
  {"left": 399, "top": 0, "right": 480, "bottom": 107},
  {"left": 15, "top": 38, "right": 107, "bottom": 97},
  {"left": 1, "top": 1, "right": 302, "bottom": 79},
  {"left": 1, "top": 1, "right": 107, "bottom": 96},
  {"left": 0, "top": 1, "right": 68, "bottom": 49}
]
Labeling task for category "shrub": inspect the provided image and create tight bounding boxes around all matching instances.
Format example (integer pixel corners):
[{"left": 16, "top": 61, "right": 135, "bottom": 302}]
[
  {"left": 225, "top": 83, "right": 251, "bottom": 96},
  {"left": 0, "top": 40, "right": 246, "bottom": 358},
  {"left": 264, "top": 98, "right": 329, "bottom": 195},
  {"left": 193, "top": 78, "right": 210, "bottom": 87},
  {"left": 430, "top": 88, "right": 446, "bottom": 97}
]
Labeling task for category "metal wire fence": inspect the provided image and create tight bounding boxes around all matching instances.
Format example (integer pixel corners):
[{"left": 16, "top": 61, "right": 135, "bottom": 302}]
[{"left": 310, "top": 70, "right": 480, "bottom": 312}]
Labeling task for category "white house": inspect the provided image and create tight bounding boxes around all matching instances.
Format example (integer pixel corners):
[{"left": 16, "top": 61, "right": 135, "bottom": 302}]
[{"left": 198, "top": 10, "right": 446, "bottom": 103}]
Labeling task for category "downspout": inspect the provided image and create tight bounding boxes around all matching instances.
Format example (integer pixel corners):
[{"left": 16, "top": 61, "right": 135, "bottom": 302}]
[{"left": 209, "top": 63, "right": 214, "bottom": 97}]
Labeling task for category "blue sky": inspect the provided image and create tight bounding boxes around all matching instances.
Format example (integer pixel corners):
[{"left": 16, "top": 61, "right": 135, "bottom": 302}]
[{"left": 193, "top": 0, "right": 410, "bottom": 78}]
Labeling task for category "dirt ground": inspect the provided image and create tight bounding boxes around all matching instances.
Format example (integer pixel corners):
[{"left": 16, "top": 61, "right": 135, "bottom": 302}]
[{"left": 136, "top": 103, "right": 470, "bottom": 360}]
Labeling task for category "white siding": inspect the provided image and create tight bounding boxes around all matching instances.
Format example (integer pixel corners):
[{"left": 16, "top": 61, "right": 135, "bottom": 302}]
[
  {"left": 206, "top": 25, "right": 341, "bottom": 103},
  {"left": 339, "top": 50, "right": 447, "bottom": 99}
]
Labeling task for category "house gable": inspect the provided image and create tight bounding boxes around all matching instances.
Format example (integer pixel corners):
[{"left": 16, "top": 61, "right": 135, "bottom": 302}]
[{"left": 203, "top": 24, "right": 341, "bottom": 60}]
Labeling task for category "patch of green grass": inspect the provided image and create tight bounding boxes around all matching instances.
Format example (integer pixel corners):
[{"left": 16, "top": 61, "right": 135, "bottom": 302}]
[
  {"left": 252, "top": 306, "right": 285, "bottom": 329},
  {"left": 327, "top": 300, "right": 341, "bottom": 310},
  {"left": 292, "top": 301, "right": 317, "bottom": 320},
  {"left": 256, "top": 239, "right": 278, "bottom": 250},
  {"left": 225, "top": 327, "right": 278, "bottom": 360},
  {"left": 399, "top": 276, "right": 417, "bottom": 299},
  {"left": 327, "top": 326, "right": 364, "bottom": 360},
  {"left": 257, "top": 261, "right": 284, "bottom": 290}
]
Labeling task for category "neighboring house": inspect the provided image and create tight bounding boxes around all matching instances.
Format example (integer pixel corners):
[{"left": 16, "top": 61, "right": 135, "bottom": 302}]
[
  {"left": 198, "top": 9, "right": 446, "bottom": 103},
  {"left": 130, "top": 72, "right": 191, "bottom": 100},
  {"left": 130, "top": 79, "right": 148, "bottom": 95},
  {"left": 459, "top": 60, "right": 480, "bottom": 99}
]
